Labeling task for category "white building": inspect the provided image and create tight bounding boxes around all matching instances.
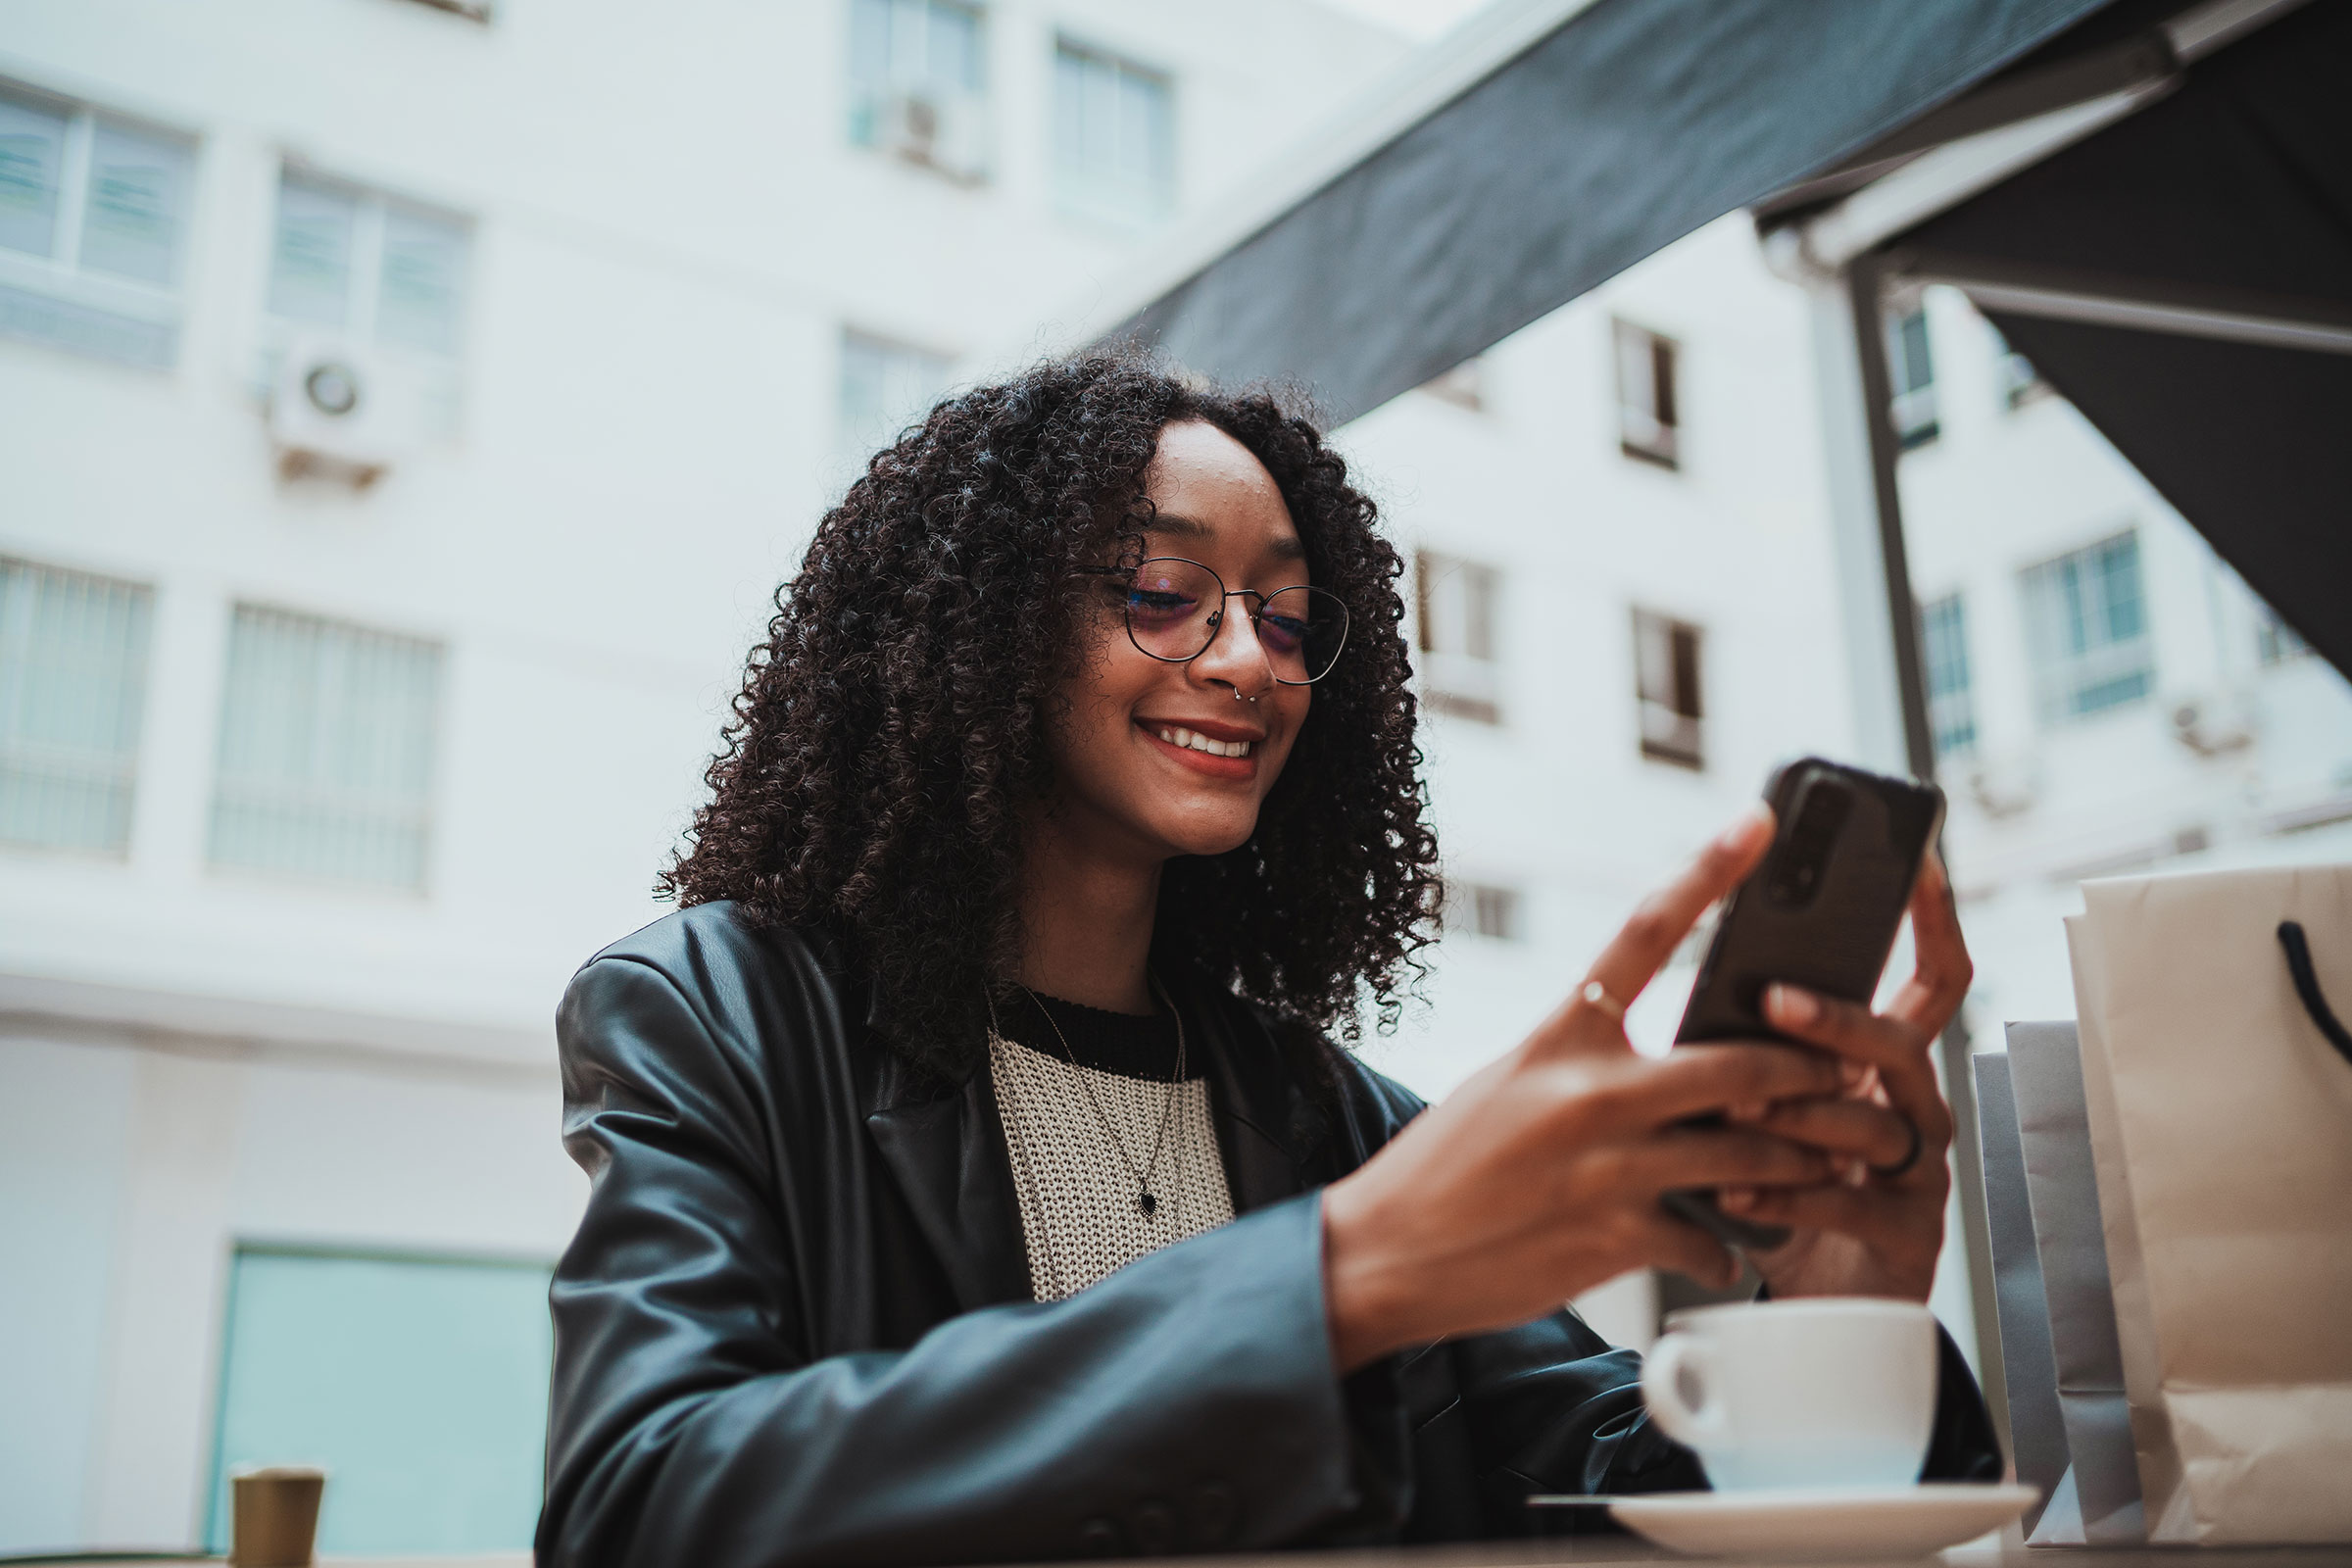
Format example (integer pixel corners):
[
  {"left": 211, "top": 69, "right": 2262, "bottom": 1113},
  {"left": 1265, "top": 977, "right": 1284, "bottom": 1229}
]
[
  {"left": 10, "top": 0, "right": 2348, "bottom": 1556},
  {"left": 0, "top": 1, "right": 1403, "bottom": 1553},
  {"left": 1891, "top": 283, "right": 2352, "bottom": 1028},
  {"left": 1330, "top": 230, "right": 2352, "bottom": 1351}
]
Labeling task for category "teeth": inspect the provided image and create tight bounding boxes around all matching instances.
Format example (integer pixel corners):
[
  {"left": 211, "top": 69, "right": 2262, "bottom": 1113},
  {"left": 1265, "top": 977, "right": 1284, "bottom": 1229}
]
[{"left": 1155, "top": 725, "right": 1252, "bottom": 759}]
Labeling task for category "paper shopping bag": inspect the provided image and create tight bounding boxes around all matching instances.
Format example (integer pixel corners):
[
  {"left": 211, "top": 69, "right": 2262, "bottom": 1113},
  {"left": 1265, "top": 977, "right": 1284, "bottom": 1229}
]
[
  {"left": 1973, "top": 1050, "right": 2067, "bottom": 1537},
  {"left": 2066, "top": 864, "right": 2352, "bottom": 1544},
  {"left": 2004, "top": 1020, "right": 2142, "bottom": 1545}
]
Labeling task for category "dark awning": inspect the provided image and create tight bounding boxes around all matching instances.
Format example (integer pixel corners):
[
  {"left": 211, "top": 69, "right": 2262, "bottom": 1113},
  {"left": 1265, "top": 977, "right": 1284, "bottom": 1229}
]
[
  {"left": 1114, "top": 0, "right": 2116, "bottom": 423},
  {"left": 1885, "top": 0, "right": 2352, "bottom": 672}
]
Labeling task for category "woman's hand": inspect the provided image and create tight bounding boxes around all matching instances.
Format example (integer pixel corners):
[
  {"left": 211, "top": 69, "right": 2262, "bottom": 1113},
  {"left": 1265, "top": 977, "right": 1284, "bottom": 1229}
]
[
  {"left": 1322, "top": 805, "right": 1850, "bottom": 1373},
  {"left": 1718, "top": 852, "right": 1973, "bottom": 1303}
]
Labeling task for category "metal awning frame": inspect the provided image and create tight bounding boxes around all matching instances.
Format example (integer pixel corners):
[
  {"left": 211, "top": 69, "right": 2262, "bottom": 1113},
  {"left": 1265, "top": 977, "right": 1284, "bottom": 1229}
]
[{"left": 1769, "top": 0, "right": 2320, "bottom": 1444}]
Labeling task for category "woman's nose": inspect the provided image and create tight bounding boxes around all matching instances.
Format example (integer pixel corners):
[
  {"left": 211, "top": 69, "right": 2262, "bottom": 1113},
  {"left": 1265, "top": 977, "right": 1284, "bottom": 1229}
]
[{"left": 1193, "top": 598, "right": 1277, "bottom": 696}]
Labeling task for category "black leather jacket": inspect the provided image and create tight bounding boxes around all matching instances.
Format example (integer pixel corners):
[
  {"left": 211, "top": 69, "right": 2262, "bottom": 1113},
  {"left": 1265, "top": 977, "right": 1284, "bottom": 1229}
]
[{"left": 539, "top": 903, "right": 2000, "bottom": 1568}]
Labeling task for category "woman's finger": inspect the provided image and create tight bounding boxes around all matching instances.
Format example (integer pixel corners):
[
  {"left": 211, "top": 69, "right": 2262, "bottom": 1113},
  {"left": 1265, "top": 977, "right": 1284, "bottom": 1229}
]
[
  {"left": 1633, "top": 1040, "right": 1845, "bottom": 1125},
  {"left": 1576, "top": 805, "right": 1775, "bottom": 1025},
  {"left": 1760, "top": 986, "right": 1948, "bottom": 1142},
  {"left": 1719, "top": 1180, "right": 1910, "bottom": 1242},
  {"left": 1643, "top": 1213, "right": 1742, "bottom": 1290},
  {"left": 1616, "top": 1124, "right": 1835, "bottom": 1193},
  {"left": 1733, "top": 1096, "right": 1916, "bottom": 1169},
  {"left": 1885, "top": 852, "right": 1974, "bottom": 1034}
]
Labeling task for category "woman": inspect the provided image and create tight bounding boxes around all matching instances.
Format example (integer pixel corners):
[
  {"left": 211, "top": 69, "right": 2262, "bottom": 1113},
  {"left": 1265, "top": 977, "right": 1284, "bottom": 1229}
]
[{"left": 539, "top": 356, "right": 1996, "bottom": 1568}]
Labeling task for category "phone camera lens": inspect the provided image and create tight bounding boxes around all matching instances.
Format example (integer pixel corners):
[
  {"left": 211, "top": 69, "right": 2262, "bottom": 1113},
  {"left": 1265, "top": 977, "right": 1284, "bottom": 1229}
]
[{"left": 1764, "top": 777, "right": 1851, "bottom": 908}]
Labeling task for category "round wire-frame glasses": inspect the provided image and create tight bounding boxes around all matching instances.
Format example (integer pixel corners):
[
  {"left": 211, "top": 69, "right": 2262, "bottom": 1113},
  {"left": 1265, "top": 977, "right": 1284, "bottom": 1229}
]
[{"left": 1081, "top": 557, "right": 1349, "bottom": 685}]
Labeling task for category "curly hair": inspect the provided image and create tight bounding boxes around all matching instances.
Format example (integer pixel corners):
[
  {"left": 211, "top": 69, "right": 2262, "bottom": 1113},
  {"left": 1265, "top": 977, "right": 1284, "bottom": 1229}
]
[{"left": 662, "top": 352, "right": 1440, "bottom": 1077}]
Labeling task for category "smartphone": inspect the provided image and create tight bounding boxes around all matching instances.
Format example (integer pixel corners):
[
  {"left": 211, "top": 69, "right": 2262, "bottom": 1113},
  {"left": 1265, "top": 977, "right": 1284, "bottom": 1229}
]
[{"left": 1662, "top": 757, "right": 1946, "bottom": 1251}]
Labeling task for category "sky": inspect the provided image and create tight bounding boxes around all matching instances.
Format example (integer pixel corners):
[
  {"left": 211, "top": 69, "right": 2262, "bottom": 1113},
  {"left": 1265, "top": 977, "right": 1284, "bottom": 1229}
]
[{"left": 1316, "top": 0, "right": 1496, "bottom": 42}]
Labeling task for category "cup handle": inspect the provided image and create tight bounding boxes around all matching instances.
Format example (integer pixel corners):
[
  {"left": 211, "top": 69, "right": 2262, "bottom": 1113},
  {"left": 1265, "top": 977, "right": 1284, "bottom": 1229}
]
[{"left": 1642, "top": 1333, "right": 1735, "bottom": 1449}]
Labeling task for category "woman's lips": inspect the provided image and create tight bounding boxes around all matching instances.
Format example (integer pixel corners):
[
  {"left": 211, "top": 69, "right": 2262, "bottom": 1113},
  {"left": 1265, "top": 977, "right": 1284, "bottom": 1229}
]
[{"left": 1137, "top": 718, "right": 1259, "bottom": 780}]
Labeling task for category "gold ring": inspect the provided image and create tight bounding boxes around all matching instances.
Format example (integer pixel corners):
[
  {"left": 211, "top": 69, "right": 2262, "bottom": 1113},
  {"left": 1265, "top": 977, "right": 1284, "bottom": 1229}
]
[{"left": 1579, "top": 979, "right": 1627, "bottom": 1022}]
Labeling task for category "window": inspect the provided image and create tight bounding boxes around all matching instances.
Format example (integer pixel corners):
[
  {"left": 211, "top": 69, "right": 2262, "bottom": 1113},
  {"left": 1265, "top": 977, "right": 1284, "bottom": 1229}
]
[
  {"left": 2021, "top": 532, "right": 2154, "bottom": 724},
  {"left": 2256, "top": 602, "right": 2310, "bottom": 665},
  {"left": 1053, "top": 40, "right": 1174, "bottom": 224},
  {"left": 1920, "top": 592, "right": 1977, "bottom": 759},
  {"left": 1613, "top": 319, "right": 1678, "bottom": 468},
  {"left": 0, "top": 82, "right": 193, "bottom": 368},
  {"left": 1633, "top": 609, "right": 1704, "bottom": 768},
  {"left": 847, "top": 0, "right": 988, "bottom": 179},
  {"left": 1989, "top": 323, "right": 2049, "bottom": 410},
  {"left": 210, "top": 606, "right": 442, "bottom": 889},
  {"left": 268, "top": 170, "right": 469, "bottom": 357},
  {"left": 204, "top": 1247, "right": 551, "bottom": 1554},
  {"left": 1888, "top": 306, "right": 1938, "bottom": 449},
  {"left": 1416, "top": 551, "right": 1500, "bottom": 723},
  {"left": 840, "top": 328, "right": 953, "bottom": 446},
  {"left": 1448, "top": 881, "right": 1522, "bottom": 941},
  {"left": 1419, "top": 358, "right": 1484, "bottom": 412},
  {"left": 0, "top": 558, "right": 151, "bottom": 854}
]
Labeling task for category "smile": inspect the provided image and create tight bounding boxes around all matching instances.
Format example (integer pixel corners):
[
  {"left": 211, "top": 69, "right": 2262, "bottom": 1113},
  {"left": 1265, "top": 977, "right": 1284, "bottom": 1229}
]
[
  {"left": 1136, "top": 717, "right": 1263, "bottom": 780},
  {"left": 1153, "top": 725, "right": 1252, "bottom": 758}
]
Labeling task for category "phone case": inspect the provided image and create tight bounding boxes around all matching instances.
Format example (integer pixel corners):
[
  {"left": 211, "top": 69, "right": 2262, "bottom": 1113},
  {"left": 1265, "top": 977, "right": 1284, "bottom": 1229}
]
[{"left": 1665, "top": 758, "right": 1945, "bottom": 1251}]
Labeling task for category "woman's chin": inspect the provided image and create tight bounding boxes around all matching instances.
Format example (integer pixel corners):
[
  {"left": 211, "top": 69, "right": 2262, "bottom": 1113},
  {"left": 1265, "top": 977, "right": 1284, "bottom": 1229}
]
[{"left": 1149, "top": 811, "right": 1260, "bottom": 861}]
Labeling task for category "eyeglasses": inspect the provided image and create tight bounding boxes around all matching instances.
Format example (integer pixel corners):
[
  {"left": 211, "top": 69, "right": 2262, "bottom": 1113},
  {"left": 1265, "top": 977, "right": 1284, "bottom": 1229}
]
[{"left": 1080, "top": 557, "right": 1349, "bottom": 685}]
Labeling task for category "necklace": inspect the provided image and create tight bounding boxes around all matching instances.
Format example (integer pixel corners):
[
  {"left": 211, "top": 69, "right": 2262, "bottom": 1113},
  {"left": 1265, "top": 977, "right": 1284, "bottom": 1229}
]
[{"left": 987, "top": 975, "right": 1187, "bottom": 1221}]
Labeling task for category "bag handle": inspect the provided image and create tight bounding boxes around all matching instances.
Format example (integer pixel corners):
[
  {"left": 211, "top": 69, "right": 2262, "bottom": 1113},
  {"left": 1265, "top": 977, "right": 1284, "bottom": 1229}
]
[{"left": 2277, "top": 921, "right": 2352, "bottom": 1067}]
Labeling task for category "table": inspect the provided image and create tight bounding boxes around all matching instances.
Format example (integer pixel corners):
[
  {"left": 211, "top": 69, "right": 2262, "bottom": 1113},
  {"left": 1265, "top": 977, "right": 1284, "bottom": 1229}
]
[{"left": 28, "top": 1544, "right": 2352, "bottom": 1568}]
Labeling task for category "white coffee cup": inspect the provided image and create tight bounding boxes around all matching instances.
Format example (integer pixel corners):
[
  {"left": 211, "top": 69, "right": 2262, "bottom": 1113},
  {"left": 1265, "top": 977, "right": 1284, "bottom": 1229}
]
[{"left": 1640, "top": 1297, "right": 1937, "bottom": 1493}]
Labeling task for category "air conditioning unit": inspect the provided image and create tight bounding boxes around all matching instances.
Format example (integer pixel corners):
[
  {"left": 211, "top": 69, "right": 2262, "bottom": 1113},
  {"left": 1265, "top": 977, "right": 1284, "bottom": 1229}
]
[
  {"left": 2171, "top": 691, "right": 2256, "bottom": 758},
  {"left": 1965, "top": 754, "right": 2040, "bottom": 819},
  {"left": 877, "top": 91, "right": 988, "bottom": 182},
  {"left": 270, "top": 335, "right": 415, "bottom": 486}
]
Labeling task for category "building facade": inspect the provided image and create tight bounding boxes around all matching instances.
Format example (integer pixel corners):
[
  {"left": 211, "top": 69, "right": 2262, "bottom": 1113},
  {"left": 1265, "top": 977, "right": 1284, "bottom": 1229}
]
[
  {"left": 1891, "top": 282, "right": 2352, "bottom": 1026},
  {"left": 9, "top": 0, "right": 2347, "bottom": 1556},
  {"left": 0, "top": 0, "right": 1403, "bottom": 1552},
  {"left": 1342, "top": 230, "right": 2352, "bottom": 1360}
]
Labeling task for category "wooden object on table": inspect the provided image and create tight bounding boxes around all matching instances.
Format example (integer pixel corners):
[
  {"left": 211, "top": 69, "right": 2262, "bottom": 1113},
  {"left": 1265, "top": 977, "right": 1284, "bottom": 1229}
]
[{"left": 229, "top": 1465, "right": 324, "bottom": 1567}]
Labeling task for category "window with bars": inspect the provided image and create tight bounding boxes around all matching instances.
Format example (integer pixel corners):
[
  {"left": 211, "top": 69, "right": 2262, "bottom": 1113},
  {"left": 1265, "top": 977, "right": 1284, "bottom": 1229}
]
[
  {"left": 1988, "top": 323, "right": 2049, "bottom": 411},
  {"left": 1633, "top": 609, "right": 1704, "bottom": 769},
  {"left": 1415, "top": 550, "right": 1501, "bottom": 724},
  {"left": 1447, "top": 881, "right": 1522, "bottom": 942},
  {"left": 269, "top": 169, "right": 470, "bottom": 358},
  {"left": 1053, "top": 39, "right": 1174, "bottom": 224},
  {"left": 1419, "top": 358, "right": 1484, "bottom": 412},
  {"left": 210, "top": 606, "right": 443, "bottom": 890},
  {"left": 1612, "top": 319, "right": 1679, "bottom": 469},
  {"left": 1888, "top": 307, "right": 1938, "bottom": 449},
  {"left": 2256, "top": 602, "right": 2310, "bottom": 666},
  {"left": 2021, "top": 531, "right": 2154, "bottom": 724},
  {"left": 0, "top": 80, "right": 194, "bottom": 368},
  {"left": 401, "top": 0, "right": 495, "bottom": 21},
  {"left": 1920, "top": 592, "right": 1977, "bottom": 759},
  {"left": 0, "top": 557, "right": 152, "bottom": 855},
  {"left": 839, "top": 328, "right": 954, "bottom": 446},
  {"left": 847, "top": 0, "right": 989, "bottom": 179}
]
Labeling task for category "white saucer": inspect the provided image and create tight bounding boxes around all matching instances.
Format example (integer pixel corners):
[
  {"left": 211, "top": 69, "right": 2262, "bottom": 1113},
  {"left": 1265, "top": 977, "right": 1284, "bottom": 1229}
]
[{"left": 1605, "top": 1482, "right": 2038, "bottom": 1559}]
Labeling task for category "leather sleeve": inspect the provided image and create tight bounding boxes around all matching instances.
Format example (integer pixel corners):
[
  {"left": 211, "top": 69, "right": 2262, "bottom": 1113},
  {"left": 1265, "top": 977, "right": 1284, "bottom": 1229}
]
[
  {"left": 538, "top": 957, "right": 1363, "bottom": 1568},
  {"left": 1923, "top": 1322, "right": 2005, "bottom": 1482},
  {"left": 1327, "top": 1068, "right": 2000, "bottom": 1533}
]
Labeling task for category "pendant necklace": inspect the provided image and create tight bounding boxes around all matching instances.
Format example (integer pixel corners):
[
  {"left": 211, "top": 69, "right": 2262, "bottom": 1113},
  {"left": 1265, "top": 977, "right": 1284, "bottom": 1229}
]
[{"left": 989, "top": 975, "right": 1187, "bottom": 1221}]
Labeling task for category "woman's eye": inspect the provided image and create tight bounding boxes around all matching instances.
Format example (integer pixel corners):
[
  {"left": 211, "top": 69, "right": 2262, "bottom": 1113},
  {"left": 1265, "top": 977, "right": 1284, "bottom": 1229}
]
[
  {"left": 1129, "top": 589, "right": 1196, "bottom": 620},
  {"left": 1258, "top": 613, "right": 1309, "bottom": 651}
]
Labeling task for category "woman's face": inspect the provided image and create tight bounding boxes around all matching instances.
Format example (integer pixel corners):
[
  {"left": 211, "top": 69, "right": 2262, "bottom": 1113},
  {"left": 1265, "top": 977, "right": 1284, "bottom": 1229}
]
[{"left": 1045, "top": 419, "right": 1315, "bottom": 865}]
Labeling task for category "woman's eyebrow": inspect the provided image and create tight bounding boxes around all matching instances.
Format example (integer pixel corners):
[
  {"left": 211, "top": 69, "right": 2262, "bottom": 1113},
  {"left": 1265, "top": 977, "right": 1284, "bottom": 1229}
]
[
  {"left": 1146, "top": 513, "right": 1215, "bottom": 540},
  {"left": 1147, "top": 513, "right": 1307, "bottom": 562}
]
